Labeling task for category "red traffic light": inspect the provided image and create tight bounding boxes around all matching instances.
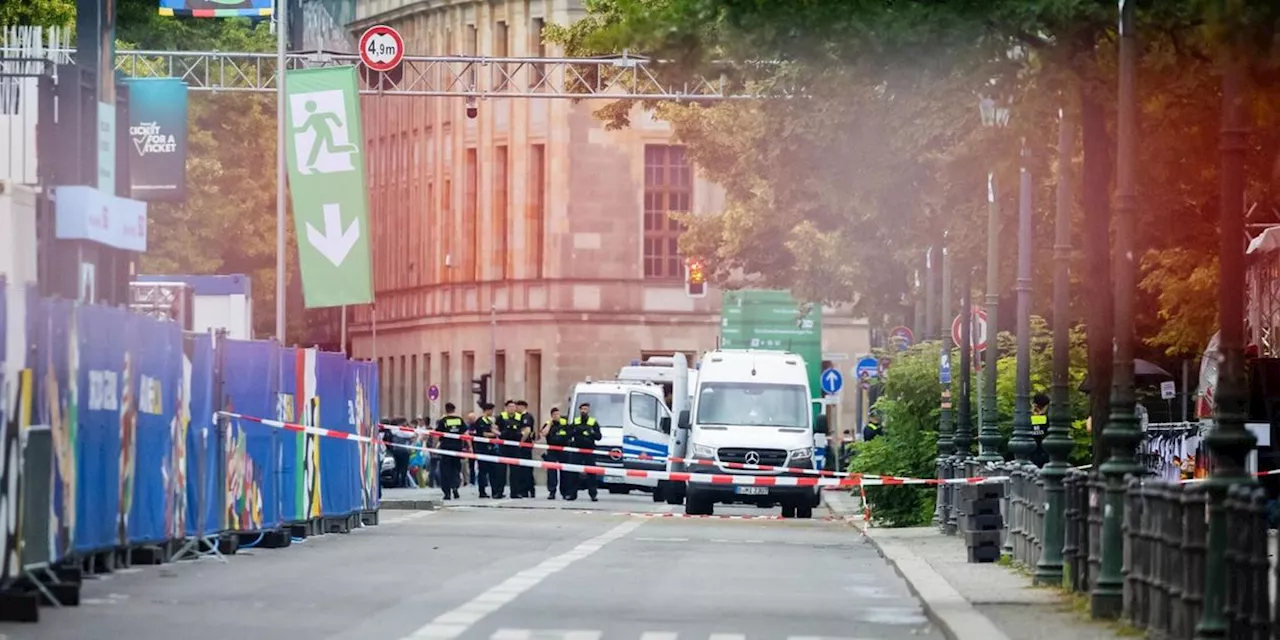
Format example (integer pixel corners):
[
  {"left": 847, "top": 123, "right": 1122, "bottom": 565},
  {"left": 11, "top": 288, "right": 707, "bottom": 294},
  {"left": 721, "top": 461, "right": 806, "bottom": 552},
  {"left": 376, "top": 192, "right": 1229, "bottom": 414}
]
[{"left": 685, "top": 259, "right": 707, "bottom": 298}]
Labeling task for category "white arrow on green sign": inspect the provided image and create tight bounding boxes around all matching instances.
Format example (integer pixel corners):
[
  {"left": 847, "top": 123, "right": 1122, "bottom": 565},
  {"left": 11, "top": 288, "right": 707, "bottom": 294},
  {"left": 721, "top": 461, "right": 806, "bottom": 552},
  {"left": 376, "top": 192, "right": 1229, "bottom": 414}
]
[{"left": 283, "top": 66, "right": 373, "bottom": 308}]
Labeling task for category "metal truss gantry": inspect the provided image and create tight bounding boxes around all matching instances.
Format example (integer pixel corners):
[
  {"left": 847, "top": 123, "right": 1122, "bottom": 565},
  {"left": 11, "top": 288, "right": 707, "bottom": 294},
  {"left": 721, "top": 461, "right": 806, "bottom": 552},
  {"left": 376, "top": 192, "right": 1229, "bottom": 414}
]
[{"left": 29, "top": 48, "right": 778, "bottom": 100}]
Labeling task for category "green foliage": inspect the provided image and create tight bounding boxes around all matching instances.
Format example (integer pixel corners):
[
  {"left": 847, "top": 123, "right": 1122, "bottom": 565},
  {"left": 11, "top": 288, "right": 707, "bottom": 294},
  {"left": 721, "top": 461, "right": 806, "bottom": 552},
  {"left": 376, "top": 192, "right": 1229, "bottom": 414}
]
[
  {"left": 0, "top": 0, "right": 74, "bottom": 28},
  {"left": 113, "top": 10, "right": 303, "bottom": 340},
  {"left": 848, "top": 341, "right": 945, "bottom": 527},
  {"left": 546, "top": 0, "right": 1280, "bottom": 361},
  {"left": 991, "top": 317, "right": 1092, "bottom": 465}
]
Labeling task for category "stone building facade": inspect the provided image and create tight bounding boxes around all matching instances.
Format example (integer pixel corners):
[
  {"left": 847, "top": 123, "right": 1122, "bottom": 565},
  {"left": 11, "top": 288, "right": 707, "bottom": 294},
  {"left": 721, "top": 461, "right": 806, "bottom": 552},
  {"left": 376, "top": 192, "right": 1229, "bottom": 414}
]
[{"left": 347, "top": 0, "right": 870, "bottom": 422}]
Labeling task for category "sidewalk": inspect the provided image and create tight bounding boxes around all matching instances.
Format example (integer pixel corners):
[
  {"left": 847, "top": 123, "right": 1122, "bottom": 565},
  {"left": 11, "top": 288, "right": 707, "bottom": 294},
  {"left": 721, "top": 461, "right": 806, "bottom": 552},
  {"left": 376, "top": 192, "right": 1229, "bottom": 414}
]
[{"left": 822, "top": 491, "right": 1123, "bottom": 640}]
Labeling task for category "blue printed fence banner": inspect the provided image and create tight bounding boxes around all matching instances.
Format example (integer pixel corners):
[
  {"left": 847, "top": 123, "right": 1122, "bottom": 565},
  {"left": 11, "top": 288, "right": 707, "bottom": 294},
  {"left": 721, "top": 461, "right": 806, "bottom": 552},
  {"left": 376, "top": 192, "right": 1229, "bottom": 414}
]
[{"left": 0, "top": 278, "right": 379, "bottom": 586}]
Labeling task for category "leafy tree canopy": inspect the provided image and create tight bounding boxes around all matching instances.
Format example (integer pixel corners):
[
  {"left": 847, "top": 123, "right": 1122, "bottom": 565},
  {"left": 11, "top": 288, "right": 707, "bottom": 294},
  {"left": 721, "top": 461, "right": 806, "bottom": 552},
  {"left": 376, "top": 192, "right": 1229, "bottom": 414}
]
[{"left": 548, "top": 0, "right": 1280, "bottom": 358}]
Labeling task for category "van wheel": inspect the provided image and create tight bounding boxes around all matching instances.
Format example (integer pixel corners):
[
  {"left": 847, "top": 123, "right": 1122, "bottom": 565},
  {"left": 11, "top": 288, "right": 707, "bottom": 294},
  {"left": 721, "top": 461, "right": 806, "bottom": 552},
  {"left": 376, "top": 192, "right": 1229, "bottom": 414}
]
[
  {"left": 666, "top": 483, "right": 685, "bottom": 505},
  {"left": 796, "top": 504, "right": 814, "bottom": 519},
  {"left": 652, "top": 485, "right": 665, "bottom": 502},
  {"left": 781, "top": 503, "right": 797, "bottom": 519},
  {"left": 685, "top": 492, "right": 712, "bottom": 516}
]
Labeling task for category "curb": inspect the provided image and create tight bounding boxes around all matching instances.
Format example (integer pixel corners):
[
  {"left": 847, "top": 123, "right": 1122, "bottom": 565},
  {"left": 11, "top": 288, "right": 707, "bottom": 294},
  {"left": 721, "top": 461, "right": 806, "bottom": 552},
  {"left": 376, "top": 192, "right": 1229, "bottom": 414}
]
[
  {"left": 857, "top": 527, "right": 1011, "bottom": 640},
  {"left": 380, "top": 499, "right": 441, "bottom": 511}
]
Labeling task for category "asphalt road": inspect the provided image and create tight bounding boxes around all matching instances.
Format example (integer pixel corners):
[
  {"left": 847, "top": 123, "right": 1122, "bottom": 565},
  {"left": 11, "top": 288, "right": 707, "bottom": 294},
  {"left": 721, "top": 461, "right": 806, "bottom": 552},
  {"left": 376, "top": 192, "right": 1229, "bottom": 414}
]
[{"left": 0, "top": 488, "right": 941, "bottom": 640}]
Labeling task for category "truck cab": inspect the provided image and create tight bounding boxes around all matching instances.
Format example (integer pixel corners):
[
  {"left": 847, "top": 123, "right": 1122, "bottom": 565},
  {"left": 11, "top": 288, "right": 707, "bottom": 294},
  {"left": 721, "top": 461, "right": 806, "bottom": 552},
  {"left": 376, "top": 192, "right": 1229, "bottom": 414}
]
[
  {"left": 568, "top": 380, "right": 667, "bottom": 493},
  {"left": 679, "top": 349, "right": 824, "bottom": 518}
]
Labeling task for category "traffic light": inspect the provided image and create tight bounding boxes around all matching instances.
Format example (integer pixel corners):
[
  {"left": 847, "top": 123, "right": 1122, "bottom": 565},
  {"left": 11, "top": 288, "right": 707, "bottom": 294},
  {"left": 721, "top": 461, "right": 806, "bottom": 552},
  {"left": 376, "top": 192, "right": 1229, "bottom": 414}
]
[
  {"left": 685, "top": 258, "right": 707, "bottom": 298},
  {"left": 471, "top": 373, "right": 491, "bottom": 408}
]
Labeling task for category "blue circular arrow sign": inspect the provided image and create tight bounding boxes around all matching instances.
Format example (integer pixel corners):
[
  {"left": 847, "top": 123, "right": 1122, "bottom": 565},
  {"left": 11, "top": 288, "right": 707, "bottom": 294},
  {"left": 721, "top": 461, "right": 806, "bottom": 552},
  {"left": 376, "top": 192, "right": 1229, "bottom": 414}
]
[{"left": 820, "top": 368, "right": 843, "bottom": 394}]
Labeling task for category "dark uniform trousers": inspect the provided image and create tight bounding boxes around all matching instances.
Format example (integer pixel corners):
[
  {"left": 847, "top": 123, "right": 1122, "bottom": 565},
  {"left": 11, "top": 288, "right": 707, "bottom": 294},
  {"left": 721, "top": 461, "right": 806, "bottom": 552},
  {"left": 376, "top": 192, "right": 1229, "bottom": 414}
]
[
  {"left": 568, "top": 416, "right": 601, "bottom": 500},
  {"left": 437, "top": 416, "right": 467, "bottom": 496},
  {"left": 545, "top": 419, "right": 573, "bottom": 498},
  {"left": 472, "top": 418, "right": 498, "bottom": 496}
]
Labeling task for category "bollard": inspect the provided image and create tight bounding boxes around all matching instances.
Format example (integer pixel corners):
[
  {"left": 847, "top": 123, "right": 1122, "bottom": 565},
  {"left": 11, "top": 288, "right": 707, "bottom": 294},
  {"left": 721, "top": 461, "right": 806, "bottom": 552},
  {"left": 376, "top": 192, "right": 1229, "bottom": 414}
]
[
  {"left": 1063, "top": 472, "right": 1080, "bottom": 592},
  {"left": 1180, "top": 484, "right": 1207, "bottom": 639},
  {"left": 1010, "top": 466, "right": 1025, "bottom": 564}
]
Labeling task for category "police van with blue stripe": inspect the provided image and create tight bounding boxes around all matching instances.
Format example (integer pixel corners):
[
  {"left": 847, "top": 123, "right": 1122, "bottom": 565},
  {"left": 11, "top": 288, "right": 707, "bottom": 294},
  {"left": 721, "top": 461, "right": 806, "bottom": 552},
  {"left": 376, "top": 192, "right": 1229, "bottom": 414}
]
[{"left": 568, "top": 379, "right": 670, "bottom": 495}]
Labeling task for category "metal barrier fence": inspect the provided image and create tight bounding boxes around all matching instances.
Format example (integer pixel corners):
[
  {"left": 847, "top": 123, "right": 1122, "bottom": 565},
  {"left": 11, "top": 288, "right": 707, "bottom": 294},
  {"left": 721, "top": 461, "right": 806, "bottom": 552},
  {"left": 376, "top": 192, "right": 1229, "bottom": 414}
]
[
  {"left": 0, "top": 278, "right": 382, "bottom": 621},
  {"left": 995, "top": 463, "right": 1275, "bottom": 639}
]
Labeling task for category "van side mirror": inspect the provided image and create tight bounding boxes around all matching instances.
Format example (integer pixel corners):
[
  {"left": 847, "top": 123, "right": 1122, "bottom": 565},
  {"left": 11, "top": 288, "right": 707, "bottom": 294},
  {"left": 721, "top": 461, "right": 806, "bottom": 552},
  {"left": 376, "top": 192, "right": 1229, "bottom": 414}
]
[
  {"left": 660, "top": 416, "right": 672, "bottom": 434},
  {"left": 815, "top": 414, "right": 829, "bottom": 434},
  {"left": 677, "top": 410, "right": 691, "bottom": 430}
]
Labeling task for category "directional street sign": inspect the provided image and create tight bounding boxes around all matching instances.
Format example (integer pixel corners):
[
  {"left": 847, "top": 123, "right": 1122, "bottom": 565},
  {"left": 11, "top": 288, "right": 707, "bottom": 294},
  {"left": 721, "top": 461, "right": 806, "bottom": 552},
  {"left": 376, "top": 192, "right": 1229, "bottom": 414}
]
[
  {"left": 428, "top": 384, "right": 440, "bottom": 402},
  {"left": 359, "top": 25, "right": 405, "bottom": 72},
  {"left": 283, "top": 66, "right": 374, "bottom": 308},
  {"left": 951, "top": 307, "right": 989, "bottom": 352},
  {"left": 820, "top": 368, "right": 843, "bottom": 394}
]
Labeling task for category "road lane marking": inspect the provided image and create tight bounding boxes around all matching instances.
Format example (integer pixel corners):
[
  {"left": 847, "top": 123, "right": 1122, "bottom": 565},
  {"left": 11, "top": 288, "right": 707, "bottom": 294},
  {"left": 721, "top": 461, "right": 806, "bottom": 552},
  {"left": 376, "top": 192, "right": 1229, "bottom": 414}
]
[
  {"left": 708, "top": 634, "right": 746, "bottom": 640},
  {"left": 402, "top": 519, "right": 643, "bottom": 640},
  {"left": 638, "top": 632, "right": 679, "bottom": 640},
  {"left": 492, "top": 631, "right": 601, "bottom": 640}
]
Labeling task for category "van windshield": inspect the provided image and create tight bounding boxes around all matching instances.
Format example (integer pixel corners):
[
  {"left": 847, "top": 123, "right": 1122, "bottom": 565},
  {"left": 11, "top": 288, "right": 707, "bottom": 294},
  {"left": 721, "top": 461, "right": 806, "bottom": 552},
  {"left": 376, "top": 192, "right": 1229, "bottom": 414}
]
[
  {"left": 695, "top": 382, "right": 809, "bottom": 428},
  {"left": 575, "top": 392, "right": 625, "bottom": 427}
]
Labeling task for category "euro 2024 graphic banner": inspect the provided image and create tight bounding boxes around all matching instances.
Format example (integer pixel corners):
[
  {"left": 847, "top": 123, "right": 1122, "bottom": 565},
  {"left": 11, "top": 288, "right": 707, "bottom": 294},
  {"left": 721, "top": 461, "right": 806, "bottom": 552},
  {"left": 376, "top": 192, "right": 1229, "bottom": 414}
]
[
  {"left": 158, "top": 1, "right": 273, "bottom": 18},
  {"left": 123, "top": 79, "right": 188, "bottom": 202}
]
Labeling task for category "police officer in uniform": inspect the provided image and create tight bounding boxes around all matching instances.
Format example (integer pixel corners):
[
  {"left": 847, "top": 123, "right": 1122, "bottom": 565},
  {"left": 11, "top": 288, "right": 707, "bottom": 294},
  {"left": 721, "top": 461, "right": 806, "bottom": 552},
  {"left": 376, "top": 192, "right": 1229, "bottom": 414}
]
[
  {"left": 569, "top": 402, "right": 602, "bottom": 502},
  {"left": 516, "top": 400, "right": 537, "bottom": 498},
  {"left": 470, "top": 402, "right": 499, "bottom": 498},
  {"left": 495, "top": 399, "right": 525, "bottom": 498},
  {"left": 542, "top": 408, "right": 571, "bottom": 499},
  {"left": 435, "top": 403, "right": 467, "bottom": 500}
]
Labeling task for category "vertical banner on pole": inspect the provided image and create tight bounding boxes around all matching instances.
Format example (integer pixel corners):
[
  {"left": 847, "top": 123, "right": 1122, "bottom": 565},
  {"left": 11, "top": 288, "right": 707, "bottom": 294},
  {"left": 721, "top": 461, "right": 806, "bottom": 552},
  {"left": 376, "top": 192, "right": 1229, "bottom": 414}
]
[
  {"left": 122, "top": 79, "right": 189, "bottom": 202},
  {"left": 282, "top": 66, "right": 374, "bottom": 309}
]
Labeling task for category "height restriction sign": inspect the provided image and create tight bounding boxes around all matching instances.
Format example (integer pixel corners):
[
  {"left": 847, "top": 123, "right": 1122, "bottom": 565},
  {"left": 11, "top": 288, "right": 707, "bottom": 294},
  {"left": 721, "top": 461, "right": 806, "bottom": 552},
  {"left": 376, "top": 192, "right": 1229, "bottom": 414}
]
[{"left": 359, "top": 25, "right": 405, "bottom": 72}]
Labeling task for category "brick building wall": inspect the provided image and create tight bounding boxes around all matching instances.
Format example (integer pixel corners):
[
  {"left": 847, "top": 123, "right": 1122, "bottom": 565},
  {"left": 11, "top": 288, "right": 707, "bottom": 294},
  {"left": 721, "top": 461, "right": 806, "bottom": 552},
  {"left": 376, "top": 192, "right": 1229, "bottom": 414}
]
[{"left": 346, "top": 0, "right": 870, "bottom": 425}]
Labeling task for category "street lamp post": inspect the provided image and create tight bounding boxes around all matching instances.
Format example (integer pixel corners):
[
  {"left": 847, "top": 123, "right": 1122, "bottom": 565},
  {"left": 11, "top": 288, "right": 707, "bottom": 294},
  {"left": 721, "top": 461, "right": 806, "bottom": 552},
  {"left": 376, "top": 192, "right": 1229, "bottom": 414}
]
[
  {"left": 1035, "top": 107, "right": 1076, "bottom": 586},
  {"left": 1093, "top": 0, "right": 1142, "bottom": 619},
  {"left": 926, "top": 247, "right": 937, "bottom": 341},
  {"left": 952, "top": 273, "right": 974, "bottom": 487},
  {"left": 976, "top": 97, "right": 1009, "bottom": 466},
  {"left": 1009, "top": 140, "right": 1036, "bottom": 465},
  {"left": 935, "top": 242, "right": 954, "bottom": 530},
  {"left": 1196, "top": 39, "right": 1255, "bottom": 640}
]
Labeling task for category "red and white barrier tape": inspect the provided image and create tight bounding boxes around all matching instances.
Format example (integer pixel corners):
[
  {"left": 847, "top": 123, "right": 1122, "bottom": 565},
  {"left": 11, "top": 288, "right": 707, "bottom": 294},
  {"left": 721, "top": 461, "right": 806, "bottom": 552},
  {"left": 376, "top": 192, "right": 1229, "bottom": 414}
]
[
  {"left": 215, "top": 412, "right": 1008, "bottom": 488},
  {"left": 375, "top": 420, "right": 857, "bottom": 478}
]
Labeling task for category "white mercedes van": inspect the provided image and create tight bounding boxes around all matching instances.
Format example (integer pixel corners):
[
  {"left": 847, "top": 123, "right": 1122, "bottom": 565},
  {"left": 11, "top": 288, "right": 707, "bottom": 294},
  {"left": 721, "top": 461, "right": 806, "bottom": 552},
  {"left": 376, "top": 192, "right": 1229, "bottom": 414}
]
[{"left": 679, "top": 349, "right": 824, "bottom": 518}]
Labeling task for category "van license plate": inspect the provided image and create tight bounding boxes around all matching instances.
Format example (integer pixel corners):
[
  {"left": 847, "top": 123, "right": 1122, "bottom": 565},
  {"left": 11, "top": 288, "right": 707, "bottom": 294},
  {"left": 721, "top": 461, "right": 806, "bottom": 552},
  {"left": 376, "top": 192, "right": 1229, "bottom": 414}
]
[{"left": 735, "top": 486, "right": 768, "bottom": 496}]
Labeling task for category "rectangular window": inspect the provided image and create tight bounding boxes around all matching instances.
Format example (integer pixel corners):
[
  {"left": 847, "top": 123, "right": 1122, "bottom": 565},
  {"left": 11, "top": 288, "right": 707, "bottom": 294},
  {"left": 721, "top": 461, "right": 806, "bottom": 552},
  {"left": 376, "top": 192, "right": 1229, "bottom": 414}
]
[
  {"left": 426, "top": 181, "right": 435, "bottom": 283},
  {"left": 422, "top": 353, "right": 432, "bottom": 416},
  {"left": 409, "top": 354, "right": 418, "bottom": 417},
  {"left": 494, "top": 145, "right": 509, "bottom": 280},
  {"left": 494, "top": 21, "right": 510, "bottom": 90},
  {"left": 462, "top": 351, "right": 475, "bottom": 409},
  {"left": 495, "top": 351, "right": 507, "bottom": 408},
  {"left": 464, "top": 148, "right": 478, "bottom": 281},
  {"left": 530, "top": 18, "right": 546, "bottom": 89},
  {"left": 441, "top": 352, "right": 452, "bottom": 407},
  {"left": 643, "top": 145, "right": 692, "bottom": 279},
  {"left": 398, "top": 354, "right": 408, "bottom": 415},
  {"left": 529, "top": 144, "right": 546, "bottom": 279},
  {"left": 525, "top": 350, "right": 542, "bottom": 417},
  {"left": 443, "top": 177, "right": 453, "bottom": 282},
  {"left": 629, "top": 391, "right": 660, "bottom": 431}
]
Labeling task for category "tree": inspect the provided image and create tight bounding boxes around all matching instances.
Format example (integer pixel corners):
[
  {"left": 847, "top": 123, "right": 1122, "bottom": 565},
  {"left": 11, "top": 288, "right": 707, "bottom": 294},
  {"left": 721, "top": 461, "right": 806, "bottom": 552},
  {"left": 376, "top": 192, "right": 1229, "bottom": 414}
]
[
  {"left": 114, "top": 5, "right": 304, "bottom": 341},
  {"left": 0, "top": 0, "right": 74, "bottom": 28},
  {"left": 549, "top": 0, "right": 1280, "bottom": 466}
]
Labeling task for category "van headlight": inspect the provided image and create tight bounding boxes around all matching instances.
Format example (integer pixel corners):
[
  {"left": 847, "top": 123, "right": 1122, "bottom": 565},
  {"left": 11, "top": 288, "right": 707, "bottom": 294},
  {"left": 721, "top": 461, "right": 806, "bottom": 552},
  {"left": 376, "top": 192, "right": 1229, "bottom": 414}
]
[
  {"left": 692, "top": 444, "right": 717, "bottom": 459},
  {"left": 789, "top": 447, "right": 813, "bottom": 461}
]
